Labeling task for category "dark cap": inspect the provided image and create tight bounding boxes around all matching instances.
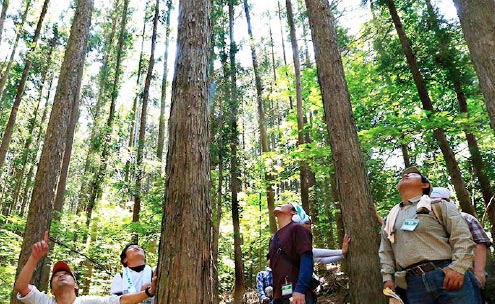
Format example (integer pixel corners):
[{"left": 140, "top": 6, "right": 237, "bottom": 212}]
[{"left": 402, "top": 166, "right": 432, "bottom": 195}]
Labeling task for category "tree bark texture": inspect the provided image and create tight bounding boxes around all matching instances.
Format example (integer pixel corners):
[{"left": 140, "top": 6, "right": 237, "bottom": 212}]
[
  {"left": 155, "top": 0, "right": 213, "bottom": 301},
  {"left": 452, "top": 0, "right": 495, "bottom": 132},
  {"left": 11, "top": 0, "right": 93, "bottom": 302},
  {"left": 304, "top": 0, "right": 384, "bottom": 302},
  {"left": 0, "top": 0, "right": 8, "bottom": 48}
]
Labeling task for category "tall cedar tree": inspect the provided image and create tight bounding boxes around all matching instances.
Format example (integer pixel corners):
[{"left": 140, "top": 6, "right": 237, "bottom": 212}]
[
  {"left": 0, "top": 0, "right": 8, "bottom": 47},
  {"left": 228, "top": 0, "right": 246, "bottom": 302},
  {"left": 157, "top": 0, "right": 173, "bottom": 162},
  {"left": 10, "top": 0, "right": 93, "bottom": 302},
  {"left": 383, "top": 0, "right": 476, "bottom": 215},
  {"left": 133, "top": 0, "right": 159, "bottom": 240},
  {"left": 155, "top": 0, "right": 213, "bottom": 301},
  {"left": 452, "top": 0, "right": 495, "bottom": 133},
  {"left": 285, "top": 0, "right": 310, "bottom": 210},
  {"left": 0, "top": 0, "right": 49, "bottom": 171},
  {"left": 243, "top": 0, "right": 277, "bottom": 234},
  {"left": 85, "top": 0, "right": 130, "bottom": 227},
  {"left": 424, "top": 0, "right": 495, "bottom": 236},
  {"left": 0, "top": 0, "right": 31, "bottom": 99},
  {"left": 304, "top": 0, "right": 384, "bottom": 302}
]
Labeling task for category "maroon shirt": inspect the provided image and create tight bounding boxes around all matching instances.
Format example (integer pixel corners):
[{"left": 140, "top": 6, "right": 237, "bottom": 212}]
[{"left": 268, "top": 222, "right": 313, "bottom": 300}]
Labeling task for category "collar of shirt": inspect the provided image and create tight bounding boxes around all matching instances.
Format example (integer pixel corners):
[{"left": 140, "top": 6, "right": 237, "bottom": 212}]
[{"left": 400, "top": 194, "right": 422, "bottom": 207}]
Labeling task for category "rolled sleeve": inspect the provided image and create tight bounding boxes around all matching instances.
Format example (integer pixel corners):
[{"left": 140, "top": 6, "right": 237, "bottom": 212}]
[{"left": 379, "top": 227, "right": 396, "bottom": 282}]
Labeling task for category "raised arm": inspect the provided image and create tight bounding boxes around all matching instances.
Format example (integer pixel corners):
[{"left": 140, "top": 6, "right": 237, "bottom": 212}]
[{"left": 15, "top": 231, "right": 49, "bottom": 297}]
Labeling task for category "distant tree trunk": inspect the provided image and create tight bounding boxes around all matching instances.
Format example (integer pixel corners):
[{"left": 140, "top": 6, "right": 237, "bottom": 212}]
[
  {"left": 425, "top": 0, "right": 494, "bottom": 233},
  {"left": 13, "top": 35, "right": 56, "bottom": 208},
  {"left": 75, "top": 8, "right": 118, "bottom": 213},
  {"left": 157, "top": 0, "right": 173, "bottom": 162},
  {"left": 452, "top": 0, "right": 495, "bottom": 132},
  {"left": 0, "top": 0, "right": 9, "bottom": 48},
  {"left": 385, "top": 0, "right": 476, "bottom": 216},
  {"left": 243, "top": 0, "right": 277, "bottom": 234},
  {"left": 0, "top": 0, "right": 31, "bottom": 99},
  {"left": 400, "top": 140, "right": 411, "bottom": 168},
  {"left": 85, "top": 0, "right": 129, "bottom": 227},
  {"left": 155, "top": 0, "right": 212, "bottom": 301},
  {"left": 10, "top": 0, "right": 93, "bottom": 302},
  {"left": 20, "top": 76, "right": 54, "bottom": 216},
  {"left": 228, "top": 1, "right": 246, "bottom": 302},
  {"left": 212, "top": 155, "right": 223, "bottom": 304},
  {"left": 133, "top": 0, "right": 158, "bottom": 240},
  {"left": 0, "top": 0, "right": 49, "bottom": 172},
  {"left": 124, "top": 18, "right": 146, "bottom": 184},
  {"left": 304, "top": 0, "right": 384, "bottom": 302},
  {"left": 278, "top": 0, "right": 293, "bottom": 110},
  {"left": 285, "top": 0, "right": 310, "bottom": 211}
]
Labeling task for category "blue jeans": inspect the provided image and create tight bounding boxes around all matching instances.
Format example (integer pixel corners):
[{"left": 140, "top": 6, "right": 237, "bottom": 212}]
[
  {"left": 405, "top": 269, "right": 482, "bottom": 304},
  {"left": 273, "top": 298, "right": 315, "bottom": 304}
]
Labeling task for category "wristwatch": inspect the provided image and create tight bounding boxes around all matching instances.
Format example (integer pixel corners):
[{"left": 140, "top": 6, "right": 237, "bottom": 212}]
[{"left": 145, "top": 286, "right": 154, "bottom": 297}]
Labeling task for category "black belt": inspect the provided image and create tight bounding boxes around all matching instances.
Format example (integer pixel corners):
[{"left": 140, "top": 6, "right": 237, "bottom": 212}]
[{"left": 405, "top": 259, "right": 451, "bottom": 276}]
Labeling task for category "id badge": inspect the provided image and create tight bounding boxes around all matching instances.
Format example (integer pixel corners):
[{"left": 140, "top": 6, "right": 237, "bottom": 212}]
[
  {"left": 281, "top": 283, "right": 293, "bottom": 296},
  {"left": 400, "top": 219, "right": 419, "bottom": 231}
]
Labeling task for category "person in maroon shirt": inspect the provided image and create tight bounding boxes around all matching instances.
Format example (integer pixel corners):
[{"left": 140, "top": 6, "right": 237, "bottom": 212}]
[{"left": 268, "top": 203, "right": 314, "bottom": 304}]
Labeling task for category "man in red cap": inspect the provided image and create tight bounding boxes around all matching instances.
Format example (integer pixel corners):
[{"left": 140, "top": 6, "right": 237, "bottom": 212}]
[{"left": 15, "top": 231, "right": 156, "bottom": 303}]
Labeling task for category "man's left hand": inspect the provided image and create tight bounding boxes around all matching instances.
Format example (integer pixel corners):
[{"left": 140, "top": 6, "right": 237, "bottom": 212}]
[
  {"left": 442, "top": 267, "right": 464, "bottom": 291},
  {"left": 291, "top": 292, "right": 305, "bottom": 304},
  {"left": 474, "top": 270, "right": 486, "bottom": 289}
]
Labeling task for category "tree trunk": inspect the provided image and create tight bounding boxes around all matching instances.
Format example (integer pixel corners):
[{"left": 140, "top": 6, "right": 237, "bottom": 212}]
[
  {"left": 304, "top": 0, "right": 384, "bottom": 302},
  {"left": 277, "top": 0, "right": 293, "bottom": 110},
  {"left": 286, "top": 0, "right": 310, "bottom": 211},
  {"left": 124, "top": 17, "right": 146, "bottom": 184},
  {"left": 155, "top": 0, "right": 213, "bottom": 301},
  {"left": 243, "top": 0, "right": 277, "bottom": 234},
  {"left": 425, "top": 0, "right": 494, "bottom": 232},
  {"left": 0, "top": 0, "right": 49, "bottom": 172},
  {"left": 10, "top": 0, "right": 93, "bottom": 302},
  {"left": 85, "top": 0, "right": 129, "bottom": 227},
  {"left": 0, "top": 0, "right": 9, "bottom": 48},
  {"left": 133, "top": 0, "right": 158, "bottom": 238},
  {"left": 157, "top": 0, "right": 173, "bottom": 162},
  {"left": 452, "top": 0, "right": 495, "bottom": 132},
  {"left": 212, "top": 156, "right": 223, "bottom": 304},
  {"left": 0, "top": 0, "right": 31, "bottom": 99},
  {"left": 386, "top": 0, "right": 476, "bottom": 216},
  {"left": 228, "top": 1, "right": 246, "bottom": 302},
  {"left": 75, "top": 0, "right": 119, "bottom": 212}
]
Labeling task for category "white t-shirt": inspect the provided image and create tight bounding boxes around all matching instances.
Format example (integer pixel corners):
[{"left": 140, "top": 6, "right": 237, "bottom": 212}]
[
  {"left": 110, "top": 265, "right": 154, "bottom": 303},
  {"left": 17, "top": 285, "right": 120, "bottom": 304}
]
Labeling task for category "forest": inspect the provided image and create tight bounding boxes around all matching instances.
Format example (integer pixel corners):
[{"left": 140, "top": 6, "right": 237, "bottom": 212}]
[{"left": 0, "top": 0, "right": 494, "bottom": 303}]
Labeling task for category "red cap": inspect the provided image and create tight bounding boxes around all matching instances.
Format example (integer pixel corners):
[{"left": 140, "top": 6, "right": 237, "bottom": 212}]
[{"left": 52, "top": 261, "right": 73, "bottom": 276}]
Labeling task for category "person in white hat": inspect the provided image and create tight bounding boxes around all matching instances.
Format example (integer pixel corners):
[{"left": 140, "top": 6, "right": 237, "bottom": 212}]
[
  {"left": 430, "top": 187, "right": 491, "bottom": 289},
  {"left": 15, "top": 231, "right": 156, "bottom": 304},
  {"left": 267, "top": 202, "right": 314, "bottom": 304}
]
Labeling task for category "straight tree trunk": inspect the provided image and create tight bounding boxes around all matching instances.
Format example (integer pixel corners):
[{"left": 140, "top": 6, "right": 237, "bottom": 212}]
[
  {"left": 0, "top": 0, "right": 50, "bottom": 171},
  {"left": 278, "top": 0, "right": 293, "bottom": 110},
  {"left": 10, "top": 0, "right": 93, "bottom": 302},
  {"left": 157, "top": 0, "right": 173, "bottom": 162},
  {"left": 85, "top": 0, "right": 130, "bottom": 227},
  {"left": 304, "top": 0, "right": 384, "bottom": 302},
  {"left": 124, "top": 17, "right": 146, "bottom": 184},
  {"left": 243, "top": 0, "right": 277, "bottom": 234},
  {"left": 0, "top": 0, "right": 31, "bottom": 99},
  {"left": 212, "top": 156, "right": 223, "bottom": 304},
  {"left": 286, "top": 0, "right": 310, "bottom": 211},
  {"left": 133, "top": 0, "right": 158, "bottom": 239},
  {"left": 452, "top": 0, "right": 495, "bottom": 133},
  {"left": 228, "top": 1, "right": 246, "bottom": 302},
  {"left": 155, "top": 0, "right": 213, "bottom": 301},
  {"left": 0, "top": 0, "right": 9, "bottom": 48},
  {"left": 385, "top": 0, "right": 476, "bottom": 216},
  {"left": 76, "top": 1, "right": 119, "bottom": 211},
  {"left": 425, "top": 0, "right": 494, "bottom": 234}
]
